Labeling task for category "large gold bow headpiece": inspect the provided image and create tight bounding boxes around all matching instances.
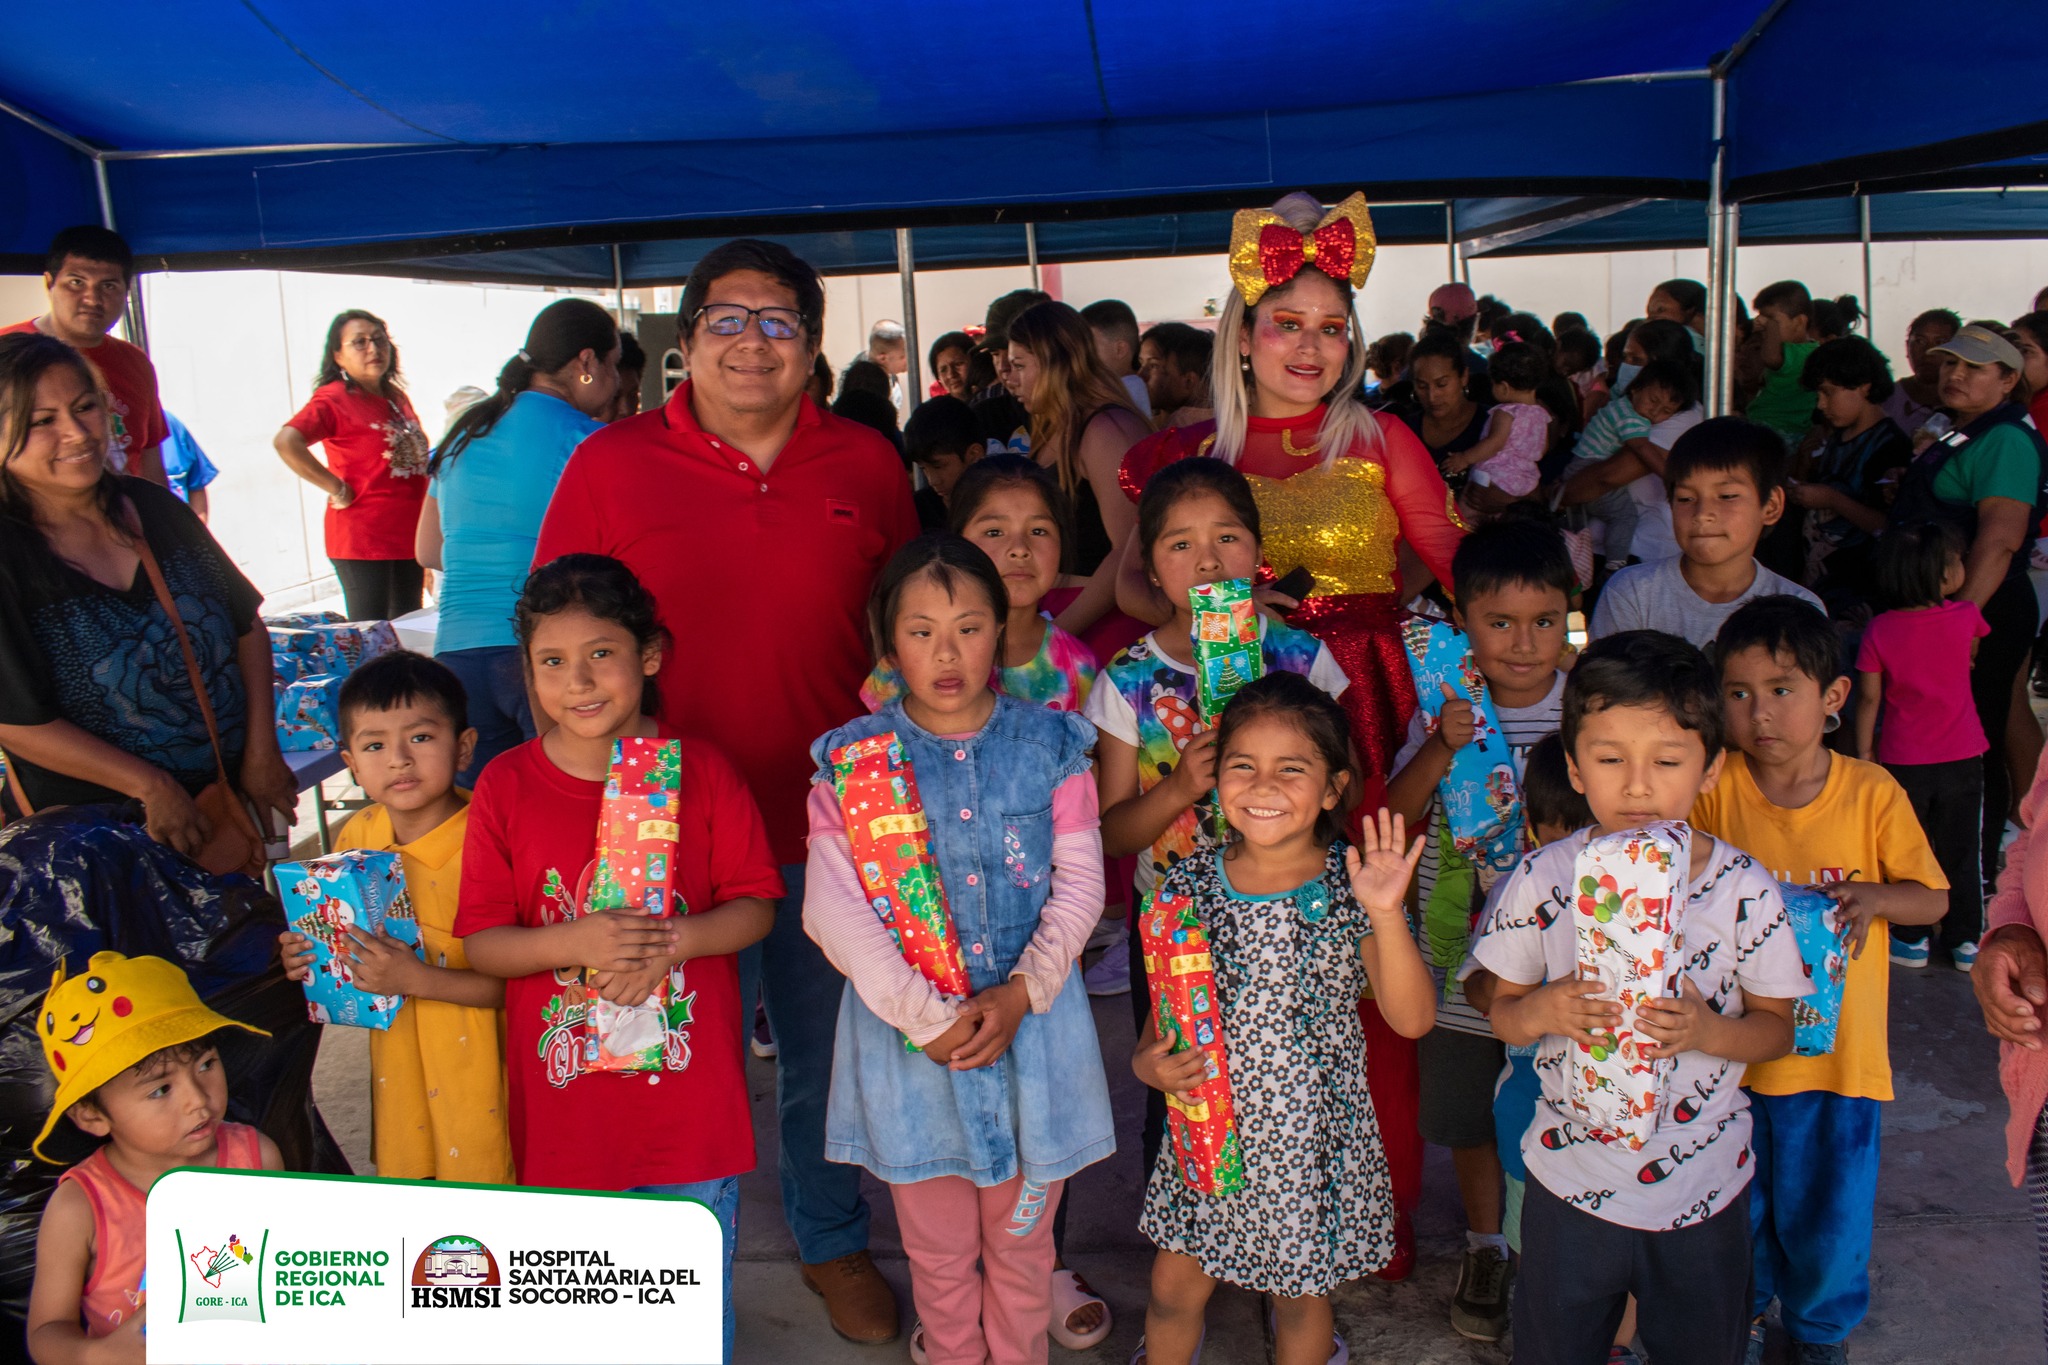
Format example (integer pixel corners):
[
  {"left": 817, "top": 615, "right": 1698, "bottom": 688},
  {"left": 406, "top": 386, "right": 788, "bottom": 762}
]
[{"left": 1227, "top": 192, "right": 1377, "bottom": 308}]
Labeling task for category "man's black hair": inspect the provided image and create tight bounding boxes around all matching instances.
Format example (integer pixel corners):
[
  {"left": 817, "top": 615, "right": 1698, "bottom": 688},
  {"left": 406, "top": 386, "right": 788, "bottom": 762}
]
[
  {"left": 337, "top": 649, "right": 470, "bottom": 747},
  {"left": 1562, "top": 630, "right": 1724, "bottom": 757},
  {"left": 1714, "top": 595, "right": 1842, "bottom": 685},
  {"left": 44, "top": 225, "right": 134, "bottom": 282},
  {"left": 677, "top": 239, "right": 825, "bottom": 340}
]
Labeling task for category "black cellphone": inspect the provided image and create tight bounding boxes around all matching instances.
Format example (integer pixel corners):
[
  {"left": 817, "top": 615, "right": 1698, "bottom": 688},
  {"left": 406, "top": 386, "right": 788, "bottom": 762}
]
[{"left": 1270, "top": 566, "right": 1316, "bottom": 606}]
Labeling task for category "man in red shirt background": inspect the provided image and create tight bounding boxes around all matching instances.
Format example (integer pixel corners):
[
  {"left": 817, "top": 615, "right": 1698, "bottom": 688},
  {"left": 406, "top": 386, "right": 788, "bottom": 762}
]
[
  {"left": 3, "top": 225, "right": 167, "bottom": 486},
  {"left": 534, "top": 238, "right": 917, "bottom": 1344}
]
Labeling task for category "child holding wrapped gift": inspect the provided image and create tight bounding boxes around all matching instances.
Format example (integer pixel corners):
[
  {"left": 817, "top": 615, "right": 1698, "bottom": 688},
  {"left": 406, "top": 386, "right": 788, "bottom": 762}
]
[
  {"left": 863, "top": 455, "right": 1099, "bottom": 715},
  {"left": 278, "top": 650, "right": 514, "bottom": 1183},
  {"left": 455, "top": 555, "right": 779, "bottom": 1365},
  {"left": 1693, "top": 597, "right": 1946, "bottom": 1365},
  {"left": 1383, "top": 518, "right": 1574, "bottom": 1346},
  {"left": 1462, "top": 630, "right": 1810, "bottom": 1365},
  {"left": 804, "top": 535, "right": 1112, "bottom": 1365},
  {"left": 1131, "top": 674, "right": 1433, "bottom": 1365}
]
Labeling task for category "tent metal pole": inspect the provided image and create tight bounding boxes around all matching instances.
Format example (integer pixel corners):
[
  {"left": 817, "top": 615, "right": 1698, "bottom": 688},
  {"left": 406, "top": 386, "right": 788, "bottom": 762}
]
[
  {"left": 1026, "top": 222, "right": 1041, "bottom": 291},
  {"left": 1859, "top": 196, "right": 1874, "bottom": 341},
  {"left": 897, "top": 228, "right": 923, "bottom": 414},
  {"left": 92, "top": 158, "right": 148, "bottom": 352},
  {"left": 1706, "top": 72, "right": 1731, "bottom": 416},
  {"left": 611, "top": 244, "right": 627, "bottom": 324},
  {"left": 1446, "top": 204, "right": 1456, "bottom": 280}
]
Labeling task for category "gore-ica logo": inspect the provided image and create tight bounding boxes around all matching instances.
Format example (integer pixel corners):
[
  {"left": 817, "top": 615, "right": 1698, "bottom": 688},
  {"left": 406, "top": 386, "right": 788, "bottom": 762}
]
[{"left": 410, "top": 1234, "right": 502, "bottom": 1308}]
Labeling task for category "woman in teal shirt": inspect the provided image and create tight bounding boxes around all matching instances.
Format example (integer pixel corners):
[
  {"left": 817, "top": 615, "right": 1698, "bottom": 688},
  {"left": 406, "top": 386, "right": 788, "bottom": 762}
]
[{"left": 415, "top": 299, "right": 620, "bottom": 784}]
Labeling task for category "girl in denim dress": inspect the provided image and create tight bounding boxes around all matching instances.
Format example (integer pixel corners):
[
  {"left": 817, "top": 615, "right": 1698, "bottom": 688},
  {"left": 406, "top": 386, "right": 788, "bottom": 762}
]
[{"left": 805, "top": 535, "right": 1113, "bottom": 1365}]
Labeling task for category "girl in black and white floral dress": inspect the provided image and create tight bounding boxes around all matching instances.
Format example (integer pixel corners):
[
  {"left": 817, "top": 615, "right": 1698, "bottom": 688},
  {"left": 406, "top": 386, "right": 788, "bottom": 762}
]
[{"left": 1132, "top": 672, "right": 1436, "bottom": 1365}]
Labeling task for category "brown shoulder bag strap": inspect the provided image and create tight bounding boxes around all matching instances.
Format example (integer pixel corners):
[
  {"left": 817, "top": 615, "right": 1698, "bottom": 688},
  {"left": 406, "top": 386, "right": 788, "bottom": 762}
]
[{"left": 132, "top": 525, "right": 236, "bottom": 792}]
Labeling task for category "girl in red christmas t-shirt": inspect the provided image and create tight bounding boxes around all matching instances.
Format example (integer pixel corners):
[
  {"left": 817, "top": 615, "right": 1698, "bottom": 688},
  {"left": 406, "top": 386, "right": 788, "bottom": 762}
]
[{"left": 455, "top": 553, "right": 780, "bottom": 1365}]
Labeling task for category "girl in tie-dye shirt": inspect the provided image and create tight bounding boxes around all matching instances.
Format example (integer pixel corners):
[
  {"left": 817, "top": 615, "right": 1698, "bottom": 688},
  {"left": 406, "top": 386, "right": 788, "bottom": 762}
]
[
  {"left": 1084, "top": 459, "right": 1347, "bottom": 895},
  {"left": 862, "top": 456, "right": 1098, "bottom": 715}
]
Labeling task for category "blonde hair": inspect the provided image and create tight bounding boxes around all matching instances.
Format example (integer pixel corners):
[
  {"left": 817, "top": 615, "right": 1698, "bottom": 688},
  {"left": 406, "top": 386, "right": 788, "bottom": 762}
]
[
  {"left": 1210, "top": 192, "right": 1381, "bottom": 471},
  {"left": 1009, "top": 301, "right": 1150, "bottom": 496}
]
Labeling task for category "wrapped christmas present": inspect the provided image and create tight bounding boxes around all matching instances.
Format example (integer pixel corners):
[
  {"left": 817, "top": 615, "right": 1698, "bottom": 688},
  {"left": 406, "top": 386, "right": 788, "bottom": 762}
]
[
  {"left": 1138, "top": 888, "right": 1246, "bottom": 1197},
  {"left": 275, "top": 850, "right": 421, "bottom": 1029},
  {"left": 1782, "top": 882, "right": 1848, "bottom": 1057},
  {"left": 1569, "top": 822, "right": 1690, "bottom": 1150},
  {"left": 581, "top": 737, "right": 687, "bottom": 1073},
  {"left": 275, "top": 674, "right": 345, "bottom": 752},
  {"left": 1399, "top": 616, "right": 1523, "bottom": 879}
]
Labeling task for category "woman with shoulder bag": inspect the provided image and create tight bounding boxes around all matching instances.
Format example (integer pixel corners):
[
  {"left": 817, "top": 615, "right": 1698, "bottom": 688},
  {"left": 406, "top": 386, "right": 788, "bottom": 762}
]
[{"left": 0, "top": 332, "right": 290, "bottom": 876}]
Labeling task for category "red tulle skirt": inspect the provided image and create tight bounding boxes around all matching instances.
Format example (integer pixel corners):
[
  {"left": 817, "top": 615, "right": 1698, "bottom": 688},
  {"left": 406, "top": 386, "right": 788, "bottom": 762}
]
[{"left": 1286, "top": 592, "right": 1419, "bottom": 812}]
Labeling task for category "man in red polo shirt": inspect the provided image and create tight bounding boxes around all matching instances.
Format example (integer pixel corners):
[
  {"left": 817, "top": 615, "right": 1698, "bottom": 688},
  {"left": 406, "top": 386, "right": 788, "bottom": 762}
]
[
  {"left": 535, "top": 239, "right": 916, "bottom": 1344},
  {"left": 2, "top": 226, "right": 167, "bottom": 485}
]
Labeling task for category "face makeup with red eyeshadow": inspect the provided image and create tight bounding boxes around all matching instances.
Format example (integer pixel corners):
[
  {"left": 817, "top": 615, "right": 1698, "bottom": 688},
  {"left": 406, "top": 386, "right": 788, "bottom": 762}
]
[{"left": 1241, "top": 270, "right": 1352, "bottom": 420}]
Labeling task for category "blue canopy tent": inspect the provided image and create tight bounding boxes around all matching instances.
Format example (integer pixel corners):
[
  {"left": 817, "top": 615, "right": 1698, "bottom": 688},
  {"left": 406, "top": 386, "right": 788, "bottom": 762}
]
[{"left": 3, "top": 0, "right": 2045, "bottom": 402}]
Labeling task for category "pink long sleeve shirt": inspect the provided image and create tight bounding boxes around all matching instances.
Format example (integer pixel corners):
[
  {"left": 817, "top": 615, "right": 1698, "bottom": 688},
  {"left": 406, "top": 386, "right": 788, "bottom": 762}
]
[{"left": 803, "top": 772, "right": 1103, "bottom": 1047}]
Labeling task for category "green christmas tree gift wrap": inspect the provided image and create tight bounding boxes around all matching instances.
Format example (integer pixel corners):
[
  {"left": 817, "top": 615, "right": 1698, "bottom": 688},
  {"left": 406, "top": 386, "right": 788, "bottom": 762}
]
[
  {"left": 829, "top": 733, "right": 972, "bottom": 1047},
  {"left": 582, "top": 737, "right": 688, "bottom": 1073},
  {"left": 1190, "top": 578, "right": 1263, "bottom": 721}
]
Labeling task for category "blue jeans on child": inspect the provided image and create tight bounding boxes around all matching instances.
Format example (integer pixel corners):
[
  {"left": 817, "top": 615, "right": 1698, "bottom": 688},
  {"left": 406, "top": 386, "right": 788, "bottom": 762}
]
[
  {"left": 1749, "top": 1089, "right": 1881, "bottom": 1344},
  {"left": 437, "top": 646, "right": 536, "bottom": 788},
  {"left": 632, "top": 1175, "right": 740, "bottom": 1365}
]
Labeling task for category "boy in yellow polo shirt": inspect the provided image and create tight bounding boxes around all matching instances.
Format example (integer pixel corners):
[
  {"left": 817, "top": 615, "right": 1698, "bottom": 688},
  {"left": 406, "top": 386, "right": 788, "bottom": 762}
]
[
  {"left": 281, "top": 651, "right": 513, "bottom": 1184},
  {"left": 1694, "top": 598, "right": 1946, "bottom": 1365}
]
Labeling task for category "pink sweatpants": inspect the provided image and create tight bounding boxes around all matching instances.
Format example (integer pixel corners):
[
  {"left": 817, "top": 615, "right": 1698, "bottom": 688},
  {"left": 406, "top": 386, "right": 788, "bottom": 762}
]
[{"left": 891, "top": 1173, "right": 1066, "bottom": 1365}]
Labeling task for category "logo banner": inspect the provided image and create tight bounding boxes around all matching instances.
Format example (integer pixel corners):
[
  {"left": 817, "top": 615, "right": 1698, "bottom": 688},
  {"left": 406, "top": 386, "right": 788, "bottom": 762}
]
[{"left": 146, "top": 1169, "right": 722, "bottom": 1364}]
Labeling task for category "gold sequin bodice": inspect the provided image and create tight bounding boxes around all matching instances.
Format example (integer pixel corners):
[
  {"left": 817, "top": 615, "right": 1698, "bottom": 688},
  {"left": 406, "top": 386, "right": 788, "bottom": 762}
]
[{"left": 1247, "top": 458, "right": 1400, "bottom": 596}]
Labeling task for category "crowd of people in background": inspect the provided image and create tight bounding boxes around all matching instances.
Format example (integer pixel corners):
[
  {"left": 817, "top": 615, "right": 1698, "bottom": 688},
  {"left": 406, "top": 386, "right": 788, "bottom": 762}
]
[{"left": 5, "top": 204, "right": 2048, "bottom": 1365}]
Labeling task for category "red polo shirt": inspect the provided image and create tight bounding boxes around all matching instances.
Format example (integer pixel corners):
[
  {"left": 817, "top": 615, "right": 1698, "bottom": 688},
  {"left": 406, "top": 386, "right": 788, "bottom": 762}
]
[
  {"left": 2, "top": 319, "right": 166, "bottom": 474},
  {"left": 534, "top": 382, "right": 918, "bottom": 864}
]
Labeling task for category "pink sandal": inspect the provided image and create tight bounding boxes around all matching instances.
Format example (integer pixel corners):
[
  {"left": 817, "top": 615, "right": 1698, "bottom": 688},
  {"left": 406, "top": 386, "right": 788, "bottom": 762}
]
[{"left": 1049, "top": 1269, "right": 1113, "bottom": 1350}]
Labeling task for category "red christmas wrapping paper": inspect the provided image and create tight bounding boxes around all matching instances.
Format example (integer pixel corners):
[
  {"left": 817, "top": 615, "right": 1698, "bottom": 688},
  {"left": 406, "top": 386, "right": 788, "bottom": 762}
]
[
  {"left": 829, "top": 733, "right": 972, "bottom": 1016},
  {"left": 1138, "top": 889, "right": 1247, "bottom": 1197},
  {"left": 582, "top": 737, "right": 687, "bottom": 1073}
]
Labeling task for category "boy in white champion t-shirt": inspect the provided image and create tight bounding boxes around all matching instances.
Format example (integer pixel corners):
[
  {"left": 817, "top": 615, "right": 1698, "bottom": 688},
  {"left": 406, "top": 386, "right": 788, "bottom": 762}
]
[{"left": 1463, "top": 629, "right": 1810, "bottom": 1365}]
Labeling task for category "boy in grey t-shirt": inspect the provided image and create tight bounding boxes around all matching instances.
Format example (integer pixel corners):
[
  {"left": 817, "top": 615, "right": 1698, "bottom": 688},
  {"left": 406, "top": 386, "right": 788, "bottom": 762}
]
[{"left": 1589, "top": 418, "right": 1821, "bottom": 652}]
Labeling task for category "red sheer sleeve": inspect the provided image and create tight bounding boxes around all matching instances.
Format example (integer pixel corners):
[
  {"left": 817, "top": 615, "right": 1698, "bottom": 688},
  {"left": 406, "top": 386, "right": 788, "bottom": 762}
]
[
  {"left": 1117, "top": 421, "right": 1219, "bottom": 502},
  {"left": 1373, "top": 410, "right": 1465, "bottom": 588}
]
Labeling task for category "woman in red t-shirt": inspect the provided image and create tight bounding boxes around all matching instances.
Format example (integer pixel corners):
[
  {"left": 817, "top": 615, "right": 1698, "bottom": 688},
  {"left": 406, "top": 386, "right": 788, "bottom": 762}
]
[
  {"left": 273, "top": 310, "right": 432, "bottom": 620},
  {"left": 456, "top": 554, "right": 778, "bottom": 1361}
]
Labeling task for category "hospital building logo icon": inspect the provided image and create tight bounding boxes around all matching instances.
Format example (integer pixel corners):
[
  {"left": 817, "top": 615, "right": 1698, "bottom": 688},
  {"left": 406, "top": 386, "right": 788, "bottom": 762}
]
[
  {"left": 410, "top": 1233, "right": 502, "bottom": 1308},
  {"left": 175, "top": 1228, "right": 267, "bottom": 1323}
]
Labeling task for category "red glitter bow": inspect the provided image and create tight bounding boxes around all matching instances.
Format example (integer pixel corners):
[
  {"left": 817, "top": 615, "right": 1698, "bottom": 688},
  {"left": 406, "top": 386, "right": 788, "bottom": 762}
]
[{"left": 1227, "top": 193, "right": 1377, "bottom": 307}]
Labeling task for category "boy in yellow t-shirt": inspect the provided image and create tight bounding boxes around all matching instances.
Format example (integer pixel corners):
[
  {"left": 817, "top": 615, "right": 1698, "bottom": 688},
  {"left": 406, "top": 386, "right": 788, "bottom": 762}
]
[
  {"left": 1694, "top": 599, "right": 1945, "bottom": 1364},
  {"left": 281, "top": 651, "right": 514, "bottom": 1184}
]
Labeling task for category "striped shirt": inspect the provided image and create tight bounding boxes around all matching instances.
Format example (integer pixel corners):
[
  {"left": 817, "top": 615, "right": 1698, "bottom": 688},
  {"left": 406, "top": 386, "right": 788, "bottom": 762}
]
[{"left": 1391, "top": 670, "right": 1566, "bottom": 1035}]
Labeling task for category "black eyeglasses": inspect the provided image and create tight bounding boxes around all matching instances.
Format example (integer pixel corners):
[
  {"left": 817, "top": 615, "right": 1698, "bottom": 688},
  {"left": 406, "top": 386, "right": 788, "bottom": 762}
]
[{"left": 692, "top": 304, "right": 805, "bottom": 340}]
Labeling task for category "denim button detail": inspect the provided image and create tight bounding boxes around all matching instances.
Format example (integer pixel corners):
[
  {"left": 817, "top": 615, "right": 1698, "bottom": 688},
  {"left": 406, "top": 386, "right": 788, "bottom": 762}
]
[
  {"left": 971, "top": 942, "right": 985, "bottom": 955},
  {"left": 960, "top": 808, "right": 972, "bottom": 820},
  {"left": 954, "top": 748, "right": 967, "bottom": 760},
  {"left": 966, "top": 874, "right": 979, "bottom": 886}
]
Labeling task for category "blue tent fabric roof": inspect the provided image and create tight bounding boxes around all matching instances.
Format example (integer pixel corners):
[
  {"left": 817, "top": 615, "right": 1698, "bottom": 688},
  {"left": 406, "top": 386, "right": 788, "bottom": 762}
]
[{"left": 3, "top": 2, "right": 2045, "bottom": 271}]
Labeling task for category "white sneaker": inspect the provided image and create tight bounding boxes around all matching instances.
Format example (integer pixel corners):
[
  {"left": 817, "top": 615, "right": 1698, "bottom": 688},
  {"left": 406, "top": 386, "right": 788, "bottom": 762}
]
[{"left": 1084, "top": 940, "right": 1132, "bottom": 996}]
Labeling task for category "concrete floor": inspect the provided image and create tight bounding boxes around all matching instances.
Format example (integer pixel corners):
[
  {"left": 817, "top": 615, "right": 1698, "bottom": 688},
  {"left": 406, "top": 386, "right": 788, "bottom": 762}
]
[{"left": 312, "top": 951, "right": 2039, "bottom": 1365}]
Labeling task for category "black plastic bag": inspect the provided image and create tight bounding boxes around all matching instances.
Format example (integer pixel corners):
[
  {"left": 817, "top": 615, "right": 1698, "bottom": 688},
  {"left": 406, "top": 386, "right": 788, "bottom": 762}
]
[{"left": 0, "top": 804, "right": 345, "bottom": 1345}]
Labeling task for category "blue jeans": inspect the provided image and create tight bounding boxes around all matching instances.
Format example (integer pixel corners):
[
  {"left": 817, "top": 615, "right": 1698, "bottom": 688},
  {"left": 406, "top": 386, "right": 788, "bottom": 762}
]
[
  {"left": 633, "top": 1175, "right": 740, "bottom": 1364},
  {"left": 437, "top": 646, "right": 536, "bottom": 788},
  {"left": 745, "top": 861, "right": 869, "bottom": 1264},
  {"left": 1749, "top": 1089, "right": 1881, "bottom": 1343}
]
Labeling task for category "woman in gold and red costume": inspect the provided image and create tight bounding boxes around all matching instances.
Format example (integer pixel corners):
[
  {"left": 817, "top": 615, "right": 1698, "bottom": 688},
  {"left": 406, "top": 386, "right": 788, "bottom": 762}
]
[{"left": 1118, "top": 190, "right": 1465, "bottom": 1279}]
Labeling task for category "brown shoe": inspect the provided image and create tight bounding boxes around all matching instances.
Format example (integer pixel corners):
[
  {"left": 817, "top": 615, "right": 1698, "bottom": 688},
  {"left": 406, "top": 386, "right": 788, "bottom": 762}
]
[{"left": 800, "top": 1250, "right": 900, "bottom": 1344}]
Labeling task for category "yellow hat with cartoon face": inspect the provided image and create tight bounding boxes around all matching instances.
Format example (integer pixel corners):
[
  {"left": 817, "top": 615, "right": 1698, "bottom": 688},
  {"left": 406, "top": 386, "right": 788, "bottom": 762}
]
[{"left": 33, "top": 952, "right": 267, "bottom": 1161}]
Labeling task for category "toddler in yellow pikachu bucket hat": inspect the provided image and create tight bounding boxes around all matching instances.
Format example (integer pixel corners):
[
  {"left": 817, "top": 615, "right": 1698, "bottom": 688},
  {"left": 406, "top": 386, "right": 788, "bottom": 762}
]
[{"left": 25, "top": 952, "right": 282, "bottom": 1351}]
